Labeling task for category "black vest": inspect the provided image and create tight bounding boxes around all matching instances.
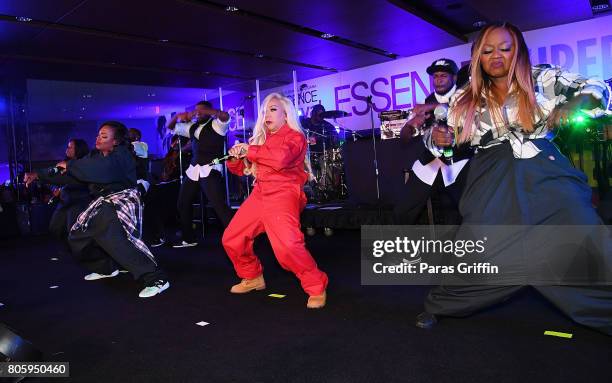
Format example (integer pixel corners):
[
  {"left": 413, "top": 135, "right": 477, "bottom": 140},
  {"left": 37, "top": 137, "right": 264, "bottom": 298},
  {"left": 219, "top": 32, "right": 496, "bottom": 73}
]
[{"left": 189, "top": 120, "right": 226, "bottom": 165}]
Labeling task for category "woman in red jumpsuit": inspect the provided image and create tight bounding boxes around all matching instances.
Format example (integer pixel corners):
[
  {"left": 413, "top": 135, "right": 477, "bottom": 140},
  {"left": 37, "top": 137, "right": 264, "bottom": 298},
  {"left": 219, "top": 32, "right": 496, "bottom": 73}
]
[{"left": 223, "top": 93, "right": 328, "bottom": 309}]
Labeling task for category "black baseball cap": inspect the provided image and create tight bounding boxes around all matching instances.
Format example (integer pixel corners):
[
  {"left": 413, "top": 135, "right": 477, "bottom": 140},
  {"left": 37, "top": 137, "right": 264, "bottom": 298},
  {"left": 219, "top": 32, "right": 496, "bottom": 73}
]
[{"left": 426, "top": 58, "right": 459, "bottom": 75}]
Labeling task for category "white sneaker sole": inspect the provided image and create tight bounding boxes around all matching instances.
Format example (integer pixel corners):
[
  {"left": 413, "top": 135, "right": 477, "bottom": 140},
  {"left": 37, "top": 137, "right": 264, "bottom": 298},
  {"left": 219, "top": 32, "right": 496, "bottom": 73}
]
[
  {"left": 138, "top": 282, "right": 170, "bottom": 298},
  {"left": 150, "top": 240, "right": 165, "bottom": 248},
  {"left": 172, "top": 242, "right": 197, "bottom": 248},
  {"left": 84, "top": 270, "right": 119, "bottom": 281}
]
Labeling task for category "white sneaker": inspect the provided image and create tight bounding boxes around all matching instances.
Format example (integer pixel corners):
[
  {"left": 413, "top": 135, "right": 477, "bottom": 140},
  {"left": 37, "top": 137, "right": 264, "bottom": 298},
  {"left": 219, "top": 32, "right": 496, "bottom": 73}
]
[
  {"left": 139, "top": 280, "right": 170, "bottom": 298},
  {"left": 172, "top": 240, "right": 197, "bottom": 248},
  {"left": 305, "top": 227, "right": 316, "bottom": 236},
  {"left": 150, "top": 238, "right": 165, "bottom": 248},
  {"left": 84, "top": 270, "right": 119, "bottom": 281}
]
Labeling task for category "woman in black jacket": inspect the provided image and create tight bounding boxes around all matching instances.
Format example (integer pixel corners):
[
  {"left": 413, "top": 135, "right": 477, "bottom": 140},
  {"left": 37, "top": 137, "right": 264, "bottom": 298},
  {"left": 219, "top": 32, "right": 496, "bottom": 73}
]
[
  {"left": 26, "top": 121, "right": 169, "bottom": 298},
  {"left": 46, "top": 138, "right": 91, "bottom": 252}
]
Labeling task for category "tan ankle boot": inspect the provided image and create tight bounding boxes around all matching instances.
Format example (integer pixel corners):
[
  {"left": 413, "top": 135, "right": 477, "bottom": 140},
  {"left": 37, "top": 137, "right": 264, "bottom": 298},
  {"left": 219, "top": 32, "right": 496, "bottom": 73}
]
[
  {"left": 230, "top": 275, "right": 266, "bottom": 294},
  {"left": 307, "top": 291, "right": 326, "bottom": 309}
]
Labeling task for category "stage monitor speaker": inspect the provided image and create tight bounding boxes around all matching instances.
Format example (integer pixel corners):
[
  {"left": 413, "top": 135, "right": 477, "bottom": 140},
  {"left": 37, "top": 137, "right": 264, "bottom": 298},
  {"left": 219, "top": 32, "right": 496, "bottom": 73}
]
[
  {"left": 0, "top": 203, "right": 20, "bottom": 239},
  {"left": 0, "top": 322, "right": 43, "bottom": 382}
]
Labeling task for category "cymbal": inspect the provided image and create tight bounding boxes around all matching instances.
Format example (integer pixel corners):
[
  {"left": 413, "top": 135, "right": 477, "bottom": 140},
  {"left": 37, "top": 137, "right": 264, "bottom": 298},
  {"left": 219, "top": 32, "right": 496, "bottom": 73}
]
[{"left": 320, "top": 110, "right": 349, "bottom": 119}]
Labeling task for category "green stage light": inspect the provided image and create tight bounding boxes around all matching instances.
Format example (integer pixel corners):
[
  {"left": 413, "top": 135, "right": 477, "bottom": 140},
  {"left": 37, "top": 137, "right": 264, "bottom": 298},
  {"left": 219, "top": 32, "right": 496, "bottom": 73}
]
[{"left": 568, "top": 112, "right": 592, "bottom": 132}]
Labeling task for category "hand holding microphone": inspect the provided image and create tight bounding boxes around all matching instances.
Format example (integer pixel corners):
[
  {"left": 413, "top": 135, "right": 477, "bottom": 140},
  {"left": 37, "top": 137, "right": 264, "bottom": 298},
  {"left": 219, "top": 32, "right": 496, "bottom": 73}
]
[
  {"left": 432, "top": 125, "right": 454, "bottom": 147},
  {"left": 206, "top": 143, "right": 248, "bottom": 166},
  {"left": 48, "top": 160, "right": 68, "bottom": 176},
  {"left": 228, "top": 143, "right": 248, "bottom": 158},
  {"left": 431, "top": 104, "right": 455, "bottom": 160}
]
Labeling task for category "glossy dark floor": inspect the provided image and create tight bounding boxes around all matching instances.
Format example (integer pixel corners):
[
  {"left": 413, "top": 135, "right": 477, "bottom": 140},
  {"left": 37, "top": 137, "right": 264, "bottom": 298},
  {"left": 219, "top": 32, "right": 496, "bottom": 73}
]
[{"left": 1, "top": 229, "right": 610, "bottom": 383}]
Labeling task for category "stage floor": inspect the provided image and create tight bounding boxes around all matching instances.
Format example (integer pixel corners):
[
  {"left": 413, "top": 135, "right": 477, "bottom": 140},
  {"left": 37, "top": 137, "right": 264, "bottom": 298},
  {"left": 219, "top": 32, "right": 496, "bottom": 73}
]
[{"left": 1, "top": 230, "right": 610, "bottom": 382}]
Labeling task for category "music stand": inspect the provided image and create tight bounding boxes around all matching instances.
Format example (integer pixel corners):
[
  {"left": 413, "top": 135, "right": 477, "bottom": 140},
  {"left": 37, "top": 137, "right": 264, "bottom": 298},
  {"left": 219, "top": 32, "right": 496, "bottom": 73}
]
[{"left": 178, "top": 135, "right": 184, "bottom": 185}]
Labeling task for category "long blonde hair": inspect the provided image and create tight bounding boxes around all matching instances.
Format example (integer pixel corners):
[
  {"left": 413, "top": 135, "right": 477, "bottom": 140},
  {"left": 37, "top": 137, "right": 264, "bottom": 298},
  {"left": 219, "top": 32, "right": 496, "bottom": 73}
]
[
  {"left": 452, "top": 22, "right": 541, "bottom": 143},
  {"left": 245, "top": 93, "right": 313, "bottom": 179}
]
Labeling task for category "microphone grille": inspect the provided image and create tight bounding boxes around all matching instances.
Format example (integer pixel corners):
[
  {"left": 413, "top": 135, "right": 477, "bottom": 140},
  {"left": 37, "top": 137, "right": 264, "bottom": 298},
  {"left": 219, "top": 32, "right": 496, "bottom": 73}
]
[{"left": 433, "top": 104, "right": 448, "bottom": 120}]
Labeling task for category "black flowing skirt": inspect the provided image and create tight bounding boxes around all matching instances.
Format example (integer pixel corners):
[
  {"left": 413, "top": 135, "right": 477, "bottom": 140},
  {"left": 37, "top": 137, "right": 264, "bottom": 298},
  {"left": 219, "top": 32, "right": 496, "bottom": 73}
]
[
  {"left": 424, "top": 139, "right": 612, "bottom": 335},
  {"left": 459, "top": 138, "right": 600, "bottom": 226}
]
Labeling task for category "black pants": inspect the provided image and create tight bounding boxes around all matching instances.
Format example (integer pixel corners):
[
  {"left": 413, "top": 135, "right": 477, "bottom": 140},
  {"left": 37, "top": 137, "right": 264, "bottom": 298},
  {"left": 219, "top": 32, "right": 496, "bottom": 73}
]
[
  {"left": 177, "top": 170, "right": 233, "bottom": 242},
  {"left": 424, "top": 141, "right": 612, "bottom": 336},
  {"left": 143, "top": 180, "right": 180, "bottom": 242},
  {"left": 393, "top": 166, "right": 468, "bottom": 225},
  {"left": 425, "top": 285, "right": 612, "bottom": 335},
  {"left": 49, "top": 201, "right": 90, "bottom": 255},
  {"left": 49, "top": 201, "right": 89, "bottom": 241},
  {"left": 68, "top": 202, "right": 165, "bottom": 285}
]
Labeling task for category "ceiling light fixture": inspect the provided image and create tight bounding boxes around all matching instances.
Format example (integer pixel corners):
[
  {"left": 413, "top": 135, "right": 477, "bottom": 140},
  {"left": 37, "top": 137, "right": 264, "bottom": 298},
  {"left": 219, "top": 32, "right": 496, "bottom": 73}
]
[
  {"left": 226, "top": 6, "right": 239, "bottom": 12},
  {"left": 16, "top": 16, "right": 32, "bottom": 22},
  {"left": 473, "top": 20, "right": 487, "bottom": 28},
  {"left": 321, "top": 33, "right": 335, "bottom": 39}
]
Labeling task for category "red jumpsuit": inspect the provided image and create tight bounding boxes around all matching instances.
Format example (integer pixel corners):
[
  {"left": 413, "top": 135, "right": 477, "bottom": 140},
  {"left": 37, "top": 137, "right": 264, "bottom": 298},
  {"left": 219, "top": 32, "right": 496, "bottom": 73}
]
[{"left": 222, "top": 124, "right": 328, "bottom": 296}]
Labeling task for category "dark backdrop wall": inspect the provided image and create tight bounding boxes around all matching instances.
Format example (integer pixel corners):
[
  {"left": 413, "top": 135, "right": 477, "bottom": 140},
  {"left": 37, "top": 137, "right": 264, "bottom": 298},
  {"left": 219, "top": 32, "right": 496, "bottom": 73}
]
[
  {"left": 343, "top": 137, "right": 418, "bottom": 206},
  {"left": 29, "top": 117, "right": 166, "bottom": 162}
]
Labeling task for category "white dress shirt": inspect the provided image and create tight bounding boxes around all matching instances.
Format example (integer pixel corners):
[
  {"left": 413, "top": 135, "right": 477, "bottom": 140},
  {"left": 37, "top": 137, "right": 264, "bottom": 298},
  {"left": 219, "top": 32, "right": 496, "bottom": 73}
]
[{"left": 175, "top": 118, "right": 230, "bottom": 181}]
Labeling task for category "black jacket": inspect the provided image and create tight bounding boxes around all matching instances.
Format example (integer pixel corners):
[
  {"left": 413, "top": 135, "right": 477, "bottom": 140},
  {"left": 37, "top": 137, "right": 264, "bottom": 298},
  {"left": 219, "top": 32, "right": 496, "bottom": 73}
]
[{"left": 66, "top": 145, "right": 137, "bottom": 197}]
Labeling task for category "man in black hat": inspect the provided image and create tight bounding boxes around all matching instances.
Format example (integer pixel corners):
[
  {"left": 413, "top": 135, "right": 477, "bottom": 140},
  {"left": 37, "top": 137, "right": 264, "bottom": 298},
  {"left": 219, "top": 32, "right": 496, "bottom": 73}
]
[
  {"left": 394, "top": 58, "right": 471, "bottom": 225},
  {"left": 425, "top": 58, "right": 459, "bottom": 105}
]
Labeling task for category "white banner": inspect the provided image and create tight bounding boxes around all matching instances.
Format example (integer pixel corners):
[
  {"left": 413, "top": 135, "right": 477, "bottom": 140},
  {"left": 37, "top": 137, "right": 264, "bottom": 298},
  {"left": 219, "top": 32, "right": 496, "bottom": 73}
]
[{"left": 264, "top": 15, "right": 612, "bottom": 131}]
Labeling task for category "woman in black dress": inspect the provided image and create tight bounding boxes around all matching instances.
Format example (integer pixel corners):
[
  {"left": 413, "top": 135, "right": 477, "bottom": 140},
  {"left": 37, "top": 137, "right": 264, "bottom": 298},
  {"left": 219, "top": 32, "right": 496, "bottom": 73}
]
[{"left": 417, "top": 22, "right": 611, "bottom": 335}]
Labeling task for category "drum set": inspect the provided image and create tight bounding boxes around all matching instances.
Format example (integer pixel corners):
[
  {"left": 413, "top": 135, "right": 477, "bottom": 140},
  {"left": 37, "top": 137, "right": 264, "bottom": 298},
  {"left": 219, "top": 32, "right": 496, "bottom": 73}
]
[{"left": 304, "top": 110, "right": 351, "bottom": 203}]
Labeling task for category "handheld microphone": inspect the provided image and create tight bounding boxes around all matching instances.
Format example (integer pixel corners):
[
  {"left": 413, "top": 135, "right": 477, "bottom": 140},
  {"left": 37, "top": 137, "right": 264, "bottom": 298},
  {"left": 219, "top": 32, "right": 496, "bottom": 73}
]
[
  {"left": 433, "top": 104, "right": 453, "bottom": 159},
  {"left": 206, "top": 154, "right": 231, "bottom": 166},
  {"left": 48, "top": 166, "right": 65, "bottom": 176},
  {"left": 205, "top": 147, "right": 246, "bottom": 166}
]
